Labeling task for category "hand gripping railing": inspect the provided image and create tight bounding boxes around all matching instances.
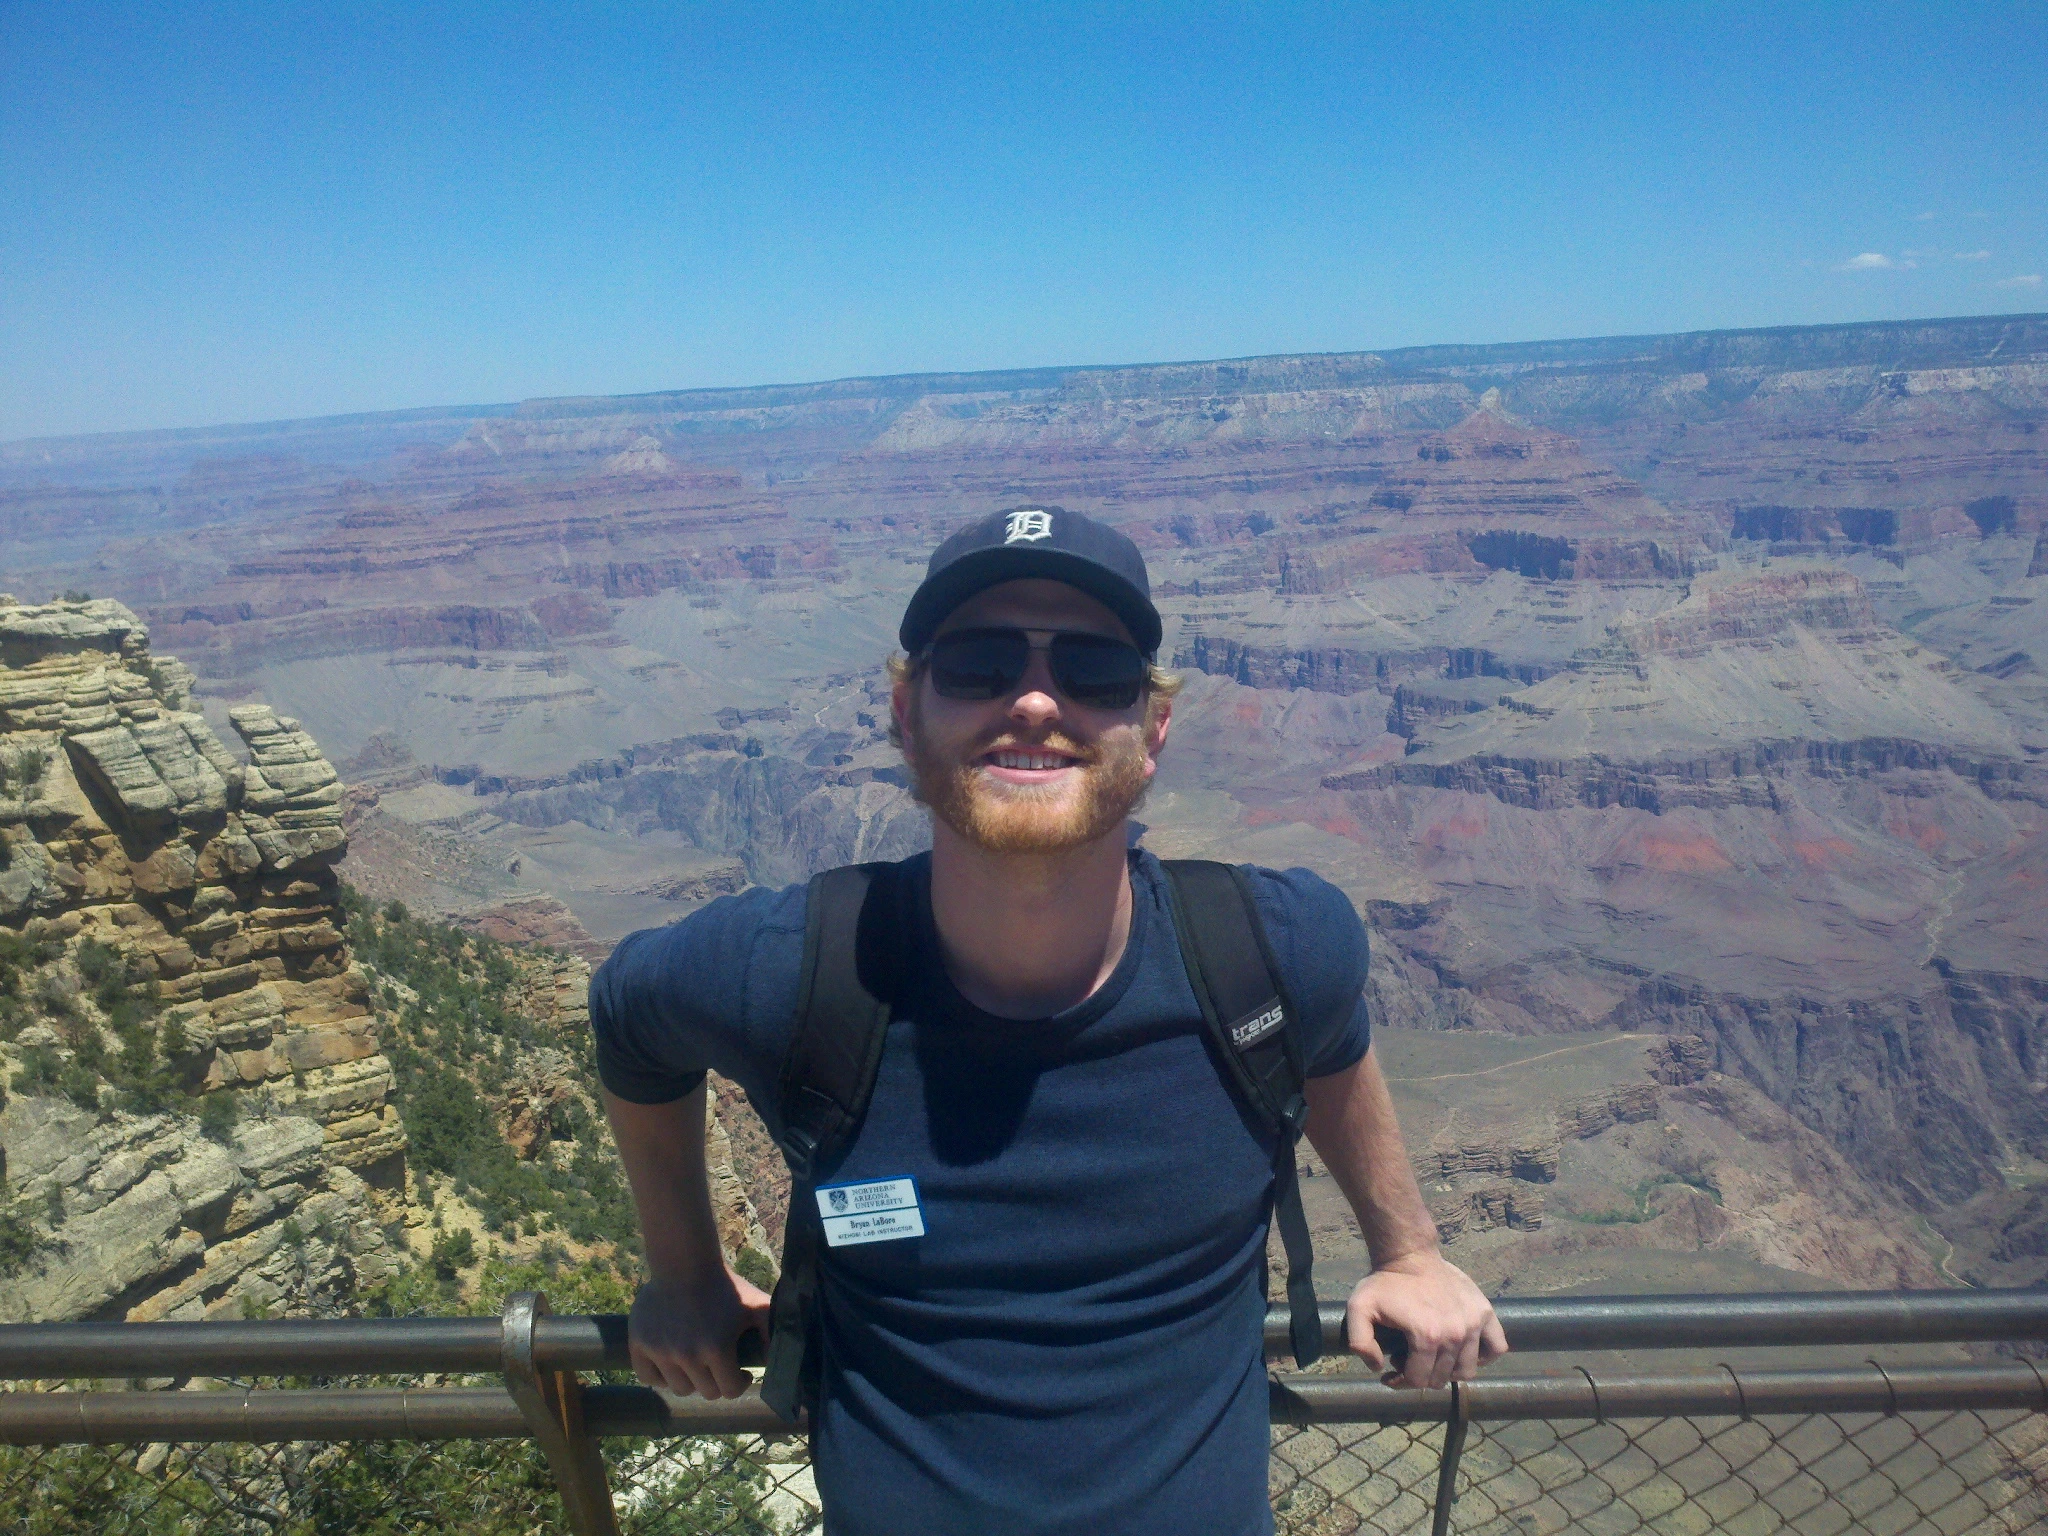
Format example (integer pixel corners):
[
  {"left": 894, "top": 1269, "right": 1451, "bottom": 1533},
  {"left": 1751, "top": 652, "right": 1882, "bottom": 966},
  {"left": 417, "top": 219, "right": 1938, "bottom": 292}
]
[
  {"left": 1265, "top": 1287, "right": 2048, "bottom": 1358},
  {"left": 3, "top": 1288, "right": 2048, "bottom": 1535}
]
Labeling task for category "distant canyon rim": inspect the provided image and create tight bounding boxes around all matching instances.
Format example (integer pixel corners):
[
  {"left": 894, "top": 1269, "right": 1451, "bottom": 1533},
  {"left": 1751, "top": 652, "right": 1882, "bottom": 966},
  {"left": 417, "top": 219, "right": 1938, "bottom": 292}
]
[{"left": 5, "top": 310, "right": 2047, "bottom": 1297}]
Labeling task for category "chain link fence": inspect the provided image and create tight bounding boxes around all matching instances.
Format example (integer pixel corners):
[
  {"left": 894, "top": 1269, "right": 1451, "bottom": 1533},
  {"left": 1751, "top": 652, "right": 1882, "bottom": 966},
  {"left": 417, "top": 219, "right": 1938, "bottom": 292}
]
[
  {"left": 0, "top": 1370, "right": 564, "bottom": 1536},
  {"left": 1272, "top": 1418, "right": 1449, "bottom": 1534},
  {"left": 0, "top": 1433, "right": 561, "bottom": 1536},
  {"left": 0, "top": 1376, "right": 827, "bottom": 1536},
  {"left": 6, "top": 1389, "right": 2046, "bottom": 1535},
  {"left": 609, "top": 1434, "right": 819, "bottom": 1535},
  {"left": 1269, "top": 1405, "right": 2048, "bottom": 1536}
]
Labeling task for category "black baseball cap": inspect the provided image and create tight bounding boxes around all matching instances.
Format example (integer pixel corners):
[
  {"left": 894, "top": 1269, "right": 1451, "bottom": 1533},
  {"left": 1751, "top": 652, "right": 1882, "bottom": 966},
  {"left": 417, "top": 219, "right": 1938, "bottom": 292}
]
[{"left": 898, "top": 506, "right": 1162, "bottom": 658}]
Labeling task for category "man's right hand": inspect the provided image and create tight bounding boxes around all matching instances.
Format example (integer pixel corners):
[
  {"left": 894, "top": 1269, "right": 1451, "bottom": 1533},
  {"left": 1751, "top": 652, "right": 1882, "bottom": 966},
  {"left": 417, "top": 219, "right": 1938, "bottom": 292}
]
[{"left": 627, "top": 1265, "right": 774, "bottom": 1400}]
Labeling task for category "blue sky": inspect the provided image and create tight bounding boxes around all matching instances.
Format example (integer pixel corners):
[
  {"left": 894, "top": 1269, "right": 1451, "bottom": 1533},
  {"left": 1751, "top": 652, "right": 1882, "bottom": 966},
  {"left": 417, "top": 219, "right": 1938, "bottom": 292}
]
[{"left": 2, "top": 2, "right": 2044, "bottom": 441}]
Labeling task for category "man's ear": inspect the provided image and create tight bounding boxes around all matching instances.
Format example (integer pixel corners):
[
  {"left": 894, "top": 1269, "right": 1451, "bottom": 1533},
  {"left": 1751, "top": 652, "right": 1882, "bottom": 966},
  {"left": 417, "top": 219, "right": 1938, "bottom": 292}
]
[
  {"left": 1144, "top": 694, "right": 1172, "bottom": 765},
  {"left": 891, "top": 676, "right": 915, "bottom": 747}
]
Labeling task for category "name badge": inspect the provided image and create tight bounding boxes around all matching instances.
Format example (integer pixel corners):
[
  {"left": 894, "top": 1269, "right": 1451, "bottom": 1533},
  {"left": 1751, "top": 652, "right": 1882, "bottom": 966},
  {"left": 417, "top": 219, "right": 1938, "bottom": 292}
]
[{"left": 815, "top": 1176, "right": 926, "bottom": 1248}]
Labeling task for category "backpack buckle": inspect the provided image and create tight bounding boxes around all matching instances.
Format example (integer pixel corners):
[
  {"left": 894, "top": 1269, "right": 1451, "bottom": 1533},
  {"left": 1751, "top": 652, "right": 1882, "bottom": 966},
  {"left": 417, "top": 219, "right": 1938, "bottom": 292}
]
[{"left": 780, "top": 1124, "right": 820, "bottom": 1181}]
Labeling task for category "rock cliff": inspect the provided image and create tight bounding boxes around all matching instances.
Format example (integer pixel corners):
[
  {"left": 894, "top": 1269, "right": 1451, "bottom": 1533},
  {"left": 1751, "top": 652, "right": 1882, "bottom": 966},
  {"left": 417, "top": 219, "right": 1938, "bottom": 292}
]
[{"left": 0, "top": 597, "right": 405, "bottom": 1320}]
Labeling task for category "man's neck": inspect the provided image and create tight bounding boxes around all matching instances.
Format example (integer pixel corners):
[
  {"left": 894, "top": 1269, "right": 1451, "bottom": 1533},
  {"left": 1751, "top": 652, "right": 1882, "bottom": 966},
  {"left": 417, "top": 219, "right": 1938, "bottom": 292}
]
[{"left": 927, "top": 821, "right": 1135, "bottom": 1020}]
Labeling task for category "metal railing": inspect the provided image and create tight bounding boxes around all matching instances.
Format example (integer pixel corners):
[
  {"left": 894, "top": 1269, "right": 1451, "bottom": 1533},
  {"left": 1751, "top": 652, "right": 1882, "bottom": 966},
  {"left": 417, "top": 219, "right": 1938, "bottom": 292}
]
[{"left": 2, "top": 1289, "right": 2046, "bottom": 1535}]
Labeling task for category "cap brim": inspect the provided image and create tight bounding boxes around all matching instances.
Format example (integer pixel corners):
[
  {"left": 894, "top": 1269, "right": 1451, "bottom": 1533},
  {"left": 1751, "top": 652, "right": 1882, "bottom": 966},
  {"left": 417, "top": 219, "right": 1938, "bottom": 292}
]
[{"left": 899, "top": 547, "right": 1163, "bottom": 657}]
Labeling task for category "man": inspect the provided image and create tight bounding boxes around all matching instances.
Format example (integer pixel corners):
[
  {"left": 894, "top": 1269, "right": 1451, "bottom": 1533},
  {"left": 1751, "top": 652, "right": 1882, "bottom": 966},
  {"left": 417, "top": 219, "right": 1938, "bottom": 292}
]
[{"left": 592, "top": 507, "right": 1505, "bottom": 1536}]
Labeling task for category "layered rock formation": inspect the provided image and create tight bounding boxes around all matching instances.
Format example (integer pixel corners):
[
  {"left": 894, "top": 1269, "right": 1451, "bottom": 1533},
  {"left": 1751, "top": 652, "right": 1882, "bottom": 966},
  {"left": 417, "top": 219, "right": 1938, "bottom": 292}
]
[
  {"left": 0, "top": 597, "right": 404, "bottom": 1320},
  {"left": 2, "top": 1099, "right": 399, "bottom": 1322}
]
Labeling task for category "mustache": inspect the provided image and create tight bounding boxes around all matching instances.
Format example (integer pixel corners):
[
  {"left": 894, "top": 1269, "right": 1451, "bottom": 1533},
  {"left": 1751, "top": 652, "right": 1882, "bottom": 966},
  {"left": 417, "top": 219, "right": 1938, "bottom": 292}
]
[{"left": 969, "top": 731, "right": 1099, "bottom": 764}]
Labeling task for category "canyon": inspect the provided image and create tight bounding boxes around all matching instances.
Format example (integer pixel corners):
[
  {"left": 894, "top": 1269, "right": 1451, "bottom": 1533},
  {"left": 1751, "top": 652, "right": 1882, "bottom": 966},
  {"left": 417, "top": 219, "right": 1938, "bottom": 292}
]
[{"left": 2, "top": 310, "right": 2046, "bottom": 1304}]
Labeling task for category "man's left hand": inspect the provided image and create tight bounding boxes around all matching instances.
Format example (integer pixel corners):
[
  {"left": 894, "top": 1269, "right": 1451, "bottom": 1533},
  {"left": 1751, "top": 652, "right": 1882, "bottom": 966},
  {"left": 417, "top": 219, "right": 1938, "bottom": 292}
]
[{"left": 1343, "top": 1250, "right": 1507, "bottom": 1390}]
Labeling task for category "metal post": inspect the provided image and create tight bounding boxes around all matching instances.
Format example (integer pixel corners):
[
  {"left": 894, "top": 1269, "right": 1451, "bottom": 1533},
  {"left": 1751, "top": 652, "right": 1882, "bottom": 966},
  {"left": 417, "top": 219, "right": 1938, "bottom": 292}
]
[
  {"left": 503, "top": 1291, "right": 621, "bottom": 1536},
  {"left": 1429, "top": 1381, "right": 1469, "bottom": 1536}
]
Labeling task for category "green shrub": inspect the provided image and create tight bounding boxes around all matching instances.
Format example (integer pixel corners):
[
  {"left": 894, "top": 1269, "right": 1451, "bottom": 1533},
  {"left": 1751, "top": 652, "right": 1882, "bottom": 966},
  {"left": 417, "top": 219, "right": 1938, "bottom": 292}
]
[
  {"left": 74, "top": 939, "right": 125, "bottom": 1003},
  {"left": 11, "top": 1041, "right": 105, "bottom": 1111},
  {"left": 1568, "top": 1172, "right": 1722, "bottom": 1225},
  {"left": 403, "top": 1069, "right": 497, "bottom": 1172},
  {"left": 197, "top": 1092, "right": 240, "bottom": 1145},
  {"left": 31, "top": 971, "right": 77, "bottom": 1020},
  {"left": 732, "top": 1246, "right": 778, "bottom": 1292},
  {"left": 0, "top": 1198, "right": 51, "bottom": 1279},
  {"left": 114, "top": 1019, "right": 154, "bottom": 1074},
  {"left": 57, "top": 1010, "right": 101, "bottom": 1066},
  {"left": 56, "top": 939, "right": 175, "bottom": 1112},
  {"left": 56, "top": 1061, "right": 100, "bottom": 1111},
  {"left": 104, "top": 993, "right": 150, "bottom": 1031},
  {"left": 10, "top": 1045, "right": 62, "bottom": 1098},
  {"left": 0, "top": 929, "right": 58, "bottom": 995},
  {"left": 429, "top": 1226, "right": 477, "bottom": 1280}
]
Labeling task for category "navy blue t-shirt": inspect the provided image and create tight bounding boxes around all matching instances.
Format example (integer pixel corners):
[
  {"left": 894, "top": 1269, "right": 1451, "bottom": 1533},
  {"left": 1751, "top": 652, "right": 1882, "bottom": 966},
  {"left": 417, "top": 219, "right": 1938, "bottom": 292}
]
[{"left": 591, "top": 849, "right": 1370, "bottom": 1536}]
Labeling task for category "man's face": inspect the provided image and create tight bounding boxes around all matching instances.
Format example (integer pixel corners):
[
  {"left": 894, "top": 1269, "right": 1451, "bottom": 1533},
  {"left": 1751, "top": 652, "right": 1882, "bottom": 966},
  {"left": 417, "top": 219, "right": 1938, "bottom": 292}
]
[{"left": 894, "top": 579, "right": 1171, "bottom": 855}]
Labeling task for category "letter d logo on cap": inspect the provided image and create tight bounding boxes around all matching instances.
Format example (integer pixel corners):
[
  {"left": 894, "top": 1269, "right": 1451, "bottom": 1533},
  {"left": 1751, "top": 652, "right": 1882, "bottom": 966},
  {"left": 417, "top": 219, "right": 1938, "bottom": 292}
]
[{"left": 1004, "top": 509, "right": 1053, "bottom": 543}]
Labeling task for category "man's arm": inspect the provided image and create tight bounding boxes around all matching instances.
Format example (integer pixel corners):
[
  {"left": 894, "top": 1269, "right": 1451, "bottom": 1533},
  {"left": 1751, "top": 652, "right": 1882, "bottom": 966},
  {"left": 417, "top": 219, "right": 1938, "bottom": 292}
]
[
  {"left": 604, "top": 1083, "right": 772, "bottom": 1400},
  {"left": 1303, "top": 1045, "right": 1508, "bottom": 1389}
]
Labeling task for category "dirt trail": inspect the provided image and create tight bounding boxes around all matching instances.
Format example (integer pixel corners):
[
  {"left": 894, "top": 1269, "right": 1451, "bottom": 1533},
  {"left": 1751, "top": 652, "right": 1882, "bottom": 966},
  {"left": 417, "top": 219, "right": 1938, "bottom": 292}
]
[
  {"left": 1921, "top": 869, "right": 1965, "bottom": 968},
  {"left": 1937, "top": 1232, "right": 1970, "bottom": 1287},
  {"left": 1387, "top": 1033, "right": 1649, "bottom": 1084}
]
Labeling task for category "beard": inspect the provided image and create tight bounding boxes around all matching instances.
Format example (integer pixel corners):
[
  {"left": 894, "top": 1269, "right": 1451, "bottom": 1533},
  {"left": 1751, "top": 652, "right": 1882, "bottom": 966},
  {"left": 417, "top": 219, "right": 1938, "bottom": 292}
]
[{"left": 903, "top": 704, "right": 1151, "bottom": 855}]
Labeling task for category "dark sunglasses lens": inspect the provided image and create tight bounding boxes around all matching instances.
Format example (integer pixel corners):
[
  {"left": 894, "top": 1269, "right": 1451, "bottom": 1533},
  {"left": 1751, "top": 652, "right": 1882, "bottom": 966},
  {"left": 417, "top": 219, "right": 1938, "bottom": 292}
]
[
  {"left": 928, "top": 631, "right": 1030, "bottom": 699},
  {"left": 1050, "top": 635, "right": 1146, "bottom": 709}
]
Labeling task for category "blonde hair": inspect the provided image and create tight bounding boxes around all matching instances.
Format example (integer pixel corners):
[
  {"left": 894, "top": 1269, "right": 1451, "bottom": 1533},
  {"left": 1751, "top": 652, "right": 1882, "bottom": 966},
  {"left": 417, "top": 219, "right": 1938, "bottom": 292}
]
[{"left": 885, "top": 651, "right": 1181, "bottom": 750}]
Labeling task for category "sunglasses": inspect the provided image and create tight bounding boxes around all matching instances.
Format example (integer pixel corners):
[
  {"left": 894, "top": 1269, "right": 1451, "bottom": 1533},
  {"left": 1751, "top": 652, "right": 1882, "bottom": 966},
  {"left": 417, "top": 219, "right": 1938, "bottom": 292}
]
[{"left": 924, "top": 627, "right": 1150, "bottom": 710}]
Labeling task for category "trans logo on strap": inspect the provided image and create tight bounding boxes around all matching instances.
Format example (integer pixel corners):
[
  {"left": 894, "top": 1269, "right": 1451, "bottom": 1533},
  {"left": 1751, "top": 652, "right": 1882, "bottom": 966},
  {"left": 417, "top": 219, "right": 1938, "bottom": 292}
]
[{"left": 1229, "top": 1003, "right": 1286, "bottom": 1048}]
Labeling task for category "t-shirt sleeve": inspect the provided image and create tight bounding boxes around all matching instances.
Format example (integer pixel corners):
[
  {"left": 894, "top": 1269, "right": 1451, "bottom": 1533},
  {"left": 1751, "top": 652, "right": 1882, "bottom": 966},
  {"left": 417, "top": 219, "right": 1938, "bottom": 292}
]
[
  {"left": 1242, "top": 865, "right": 1371, "bottom": 1077},
  {"left": 588, "top": 882, "right": 807, "bottom": 1108}
]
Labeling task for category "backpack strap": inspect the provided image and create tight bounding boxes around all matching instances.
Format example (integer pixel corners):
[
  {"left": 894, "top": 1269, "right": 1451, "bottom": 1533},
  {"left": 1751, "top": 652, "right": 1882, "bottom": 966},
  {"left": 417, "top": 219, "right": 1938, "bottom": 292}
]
[
  {"left": 759, "top": 861, "right": 906, "bottom": 1422},
  {"left": 1160, "top": 859, "right": 1323, "bottom": 1368}
]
